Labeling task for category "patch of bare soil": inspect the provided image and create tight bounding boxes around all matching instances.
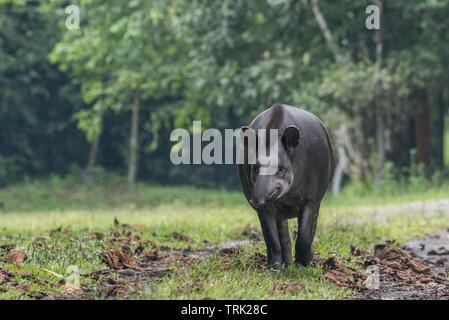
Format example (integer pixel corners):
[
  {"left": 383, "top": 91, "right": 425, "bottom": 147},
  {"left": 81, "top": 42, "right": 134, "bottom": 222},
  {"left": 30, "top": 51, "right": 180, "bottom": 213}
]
[
  {"left": 0, "top": 219, "right": 212, "bottom": 300},
  {"left": 317, "top": 230, "right": 449, "bottom": 300},
  {"left": 75, "top": 220, "right": 210, "bottom": 299}
]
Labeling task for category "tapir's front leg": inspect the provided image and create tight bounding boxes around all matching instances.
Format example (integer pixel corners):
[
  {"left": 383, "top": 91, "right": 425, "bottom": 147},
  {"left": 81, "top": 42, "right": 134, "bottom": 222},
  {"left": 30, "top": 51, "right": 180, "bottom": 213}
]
[
  {"left": 295, "top": 202, "right": 318, "bottom": 267},
  {"left": 257, "top": 210, "right": 282, "bottom": 270},
  {"left": 277, "top": 219, "right": 292, "bottom": 266}
]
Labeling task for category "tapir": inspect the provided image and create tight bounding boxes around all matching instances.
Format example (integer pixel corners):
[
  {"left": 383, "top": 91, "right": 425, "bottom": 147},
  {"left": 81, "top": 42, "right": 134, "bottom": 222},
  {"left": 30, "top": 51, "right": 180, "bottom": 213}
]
[{"left": 238, "top": 104, "right": 334, "bottom": 270}]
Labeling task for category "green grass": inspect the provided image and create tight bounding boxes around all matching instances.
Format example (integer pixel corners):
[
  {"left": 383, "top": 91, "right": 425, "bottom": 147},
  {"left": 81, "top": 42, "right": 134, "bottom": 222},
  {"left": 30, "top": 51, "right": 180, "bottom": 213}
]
[{"left": 1, "top": 174, "right": 449, "bottom": 300}]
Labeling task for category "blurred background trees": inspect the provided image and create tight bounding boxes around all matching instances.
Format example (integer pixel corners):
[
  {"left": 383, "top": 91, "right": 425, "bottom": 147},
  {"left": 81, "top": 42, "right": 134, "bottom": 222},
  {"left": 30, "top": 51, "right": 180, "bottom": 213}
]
[{"left": 1, "top": 0, "right": 448, "bottom": 191}]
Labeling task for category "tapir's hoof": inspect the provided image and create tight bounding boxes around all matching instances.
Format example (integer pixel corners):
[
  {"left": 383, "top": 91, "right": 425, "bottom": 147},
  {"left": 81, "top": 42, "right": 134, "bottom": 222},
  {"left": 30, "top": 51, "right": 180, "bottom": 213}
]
[
  {"left": 294, "top": 261, "right": 306, "bottom": 268},
  {"left": 266, "top": 261, "right": 282, "bottom": 271},
  {"left": 294, "top": 256, "right": 312, "bottom": 268}
]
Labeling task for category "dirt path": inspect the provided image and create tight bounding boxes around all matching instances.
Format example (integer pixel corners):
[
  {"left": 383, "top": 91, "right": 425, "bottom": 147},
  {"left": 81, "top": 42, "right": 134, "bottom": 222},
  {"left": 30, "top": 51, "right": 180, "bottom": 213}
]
[
  {"left": 348, "top": 198, "right": 449, "bottom": 225},
  {"left": 341, "top": 198, "right": 449, "bottom": 299},
  {"left": 353, "top": 229, "right": 449, "bottom": 300}
]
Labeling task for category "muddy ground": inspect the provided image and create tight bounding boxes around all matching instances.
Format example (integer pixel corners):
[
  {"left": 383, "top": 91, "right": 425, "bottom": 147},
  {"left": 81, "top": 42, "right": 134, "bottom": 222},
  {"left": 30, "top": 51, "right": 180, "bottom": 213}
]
[
  {"left": 1, "top": 218, "right": 448, "bottom": 300},
  {"left": 61, "top": 226, "right": 449, "bottom": 300},
  {"left": 352, "top": 228, "right": 449, "bottom": 300}
]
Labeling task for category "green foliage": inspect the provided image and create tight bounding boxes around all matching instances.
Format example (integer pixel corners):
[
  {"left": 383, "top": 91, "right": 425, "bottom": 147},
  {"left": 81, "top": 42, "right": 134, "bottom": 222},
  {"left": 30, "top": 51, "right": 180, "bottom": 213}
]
[
  {"left": 49, "top": 0, "right": 187, "bottom": 141},
  {"left": 0, "top": 0, "right": 88, "bottom": 186},
  {"left": 1, "top": 0, "right": 449, "bottom": 187}
]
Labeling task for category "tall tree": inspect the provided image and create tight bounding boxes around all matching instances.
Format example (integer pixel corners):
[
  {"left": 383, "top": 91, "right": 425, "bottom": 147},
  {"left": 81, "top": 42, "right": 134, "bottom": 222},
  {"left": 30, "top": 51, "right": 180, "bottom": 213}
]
[{"left": 50, "top": 0, "right": 187, "bottom": 183}]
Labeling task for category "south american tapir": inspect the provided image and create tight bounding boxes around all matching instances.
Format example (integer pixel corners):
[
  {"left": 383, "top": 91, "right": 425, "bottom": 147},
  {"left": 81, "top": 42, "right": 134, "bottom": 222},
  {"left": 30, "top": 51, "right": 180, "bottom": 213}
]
[{"left": 238, "top": 104, "right": 334, "bottom": 270}]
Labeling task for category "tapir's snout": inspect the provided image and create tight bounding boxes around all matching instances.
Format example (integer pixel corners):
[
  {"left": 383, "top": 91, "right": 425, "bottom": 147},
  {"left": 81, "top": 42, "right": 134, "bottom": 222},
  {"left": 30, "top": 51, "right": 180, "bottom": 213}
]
[
  {"left": 250, "top": 186, "right": 281, "bottom": 209},
  {"left": 249, "top": 198, "right": 265, "bottom": 208}
]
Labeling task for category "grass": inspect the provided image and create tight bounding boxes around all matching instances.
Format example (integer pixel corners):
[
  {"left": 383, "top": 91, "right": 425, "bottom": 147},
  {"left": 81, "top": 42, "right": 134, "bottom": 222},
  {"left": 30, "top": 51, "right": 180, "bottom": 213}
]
[{"left": 1, "top": 174, "right": 449, "bottom": 300}]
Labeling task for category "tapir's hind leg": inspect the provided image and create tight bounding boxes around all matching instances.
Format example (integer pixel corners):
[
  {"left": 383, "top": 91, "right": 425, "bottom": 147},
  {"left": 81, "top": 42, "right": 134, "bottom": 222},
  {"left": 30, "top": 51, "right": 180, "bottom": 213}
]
[
  {"left": 295, "top": 202, "right": 319, "bottom": 267},
  {"left": 277, "top": 220, "right": 292, "bottom": 266}
]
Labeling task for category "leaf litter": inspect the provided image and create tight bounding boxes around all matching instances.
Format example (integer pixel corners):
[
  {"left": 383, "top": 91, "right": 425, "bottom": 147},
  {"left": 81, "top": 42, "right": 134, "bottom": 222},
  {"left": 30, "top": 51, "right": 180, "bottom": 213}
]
[
  {"left": 316, "top": 234, "right": 449, "bottom": 299},
  {"left": 1, "top": 217, "right": 447, "bottom": 300}
]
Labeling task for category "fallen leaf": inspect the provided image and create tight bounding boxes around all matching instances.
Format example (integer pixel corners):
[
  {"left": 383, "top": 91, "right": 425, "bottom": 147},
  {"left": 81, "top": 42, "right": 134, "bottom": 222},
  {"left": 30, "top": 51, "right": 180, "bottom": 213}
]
[
  {"left": 218, "top": 247, "right": 244, "bottom": 256},
  {"left": 90, "top": 232, "right": 104, "bottom": 240},
  {"left": 19, "top": 272, "right": 33, "bottom": 278},
  {"left": 0, "top": 244, "right": 15, "bottom": 253},
  {"left": 38, "top": 268, "right": 64, "bottom": 279},
  {"left": 60, "top": 283, "right": 83, "bottom": 294},
  {"left": 139, "top": 250, "right": 159, "bottom": 262},
  {"left": 170, "top": 232, "right": 193, "bottom": 243},
  {"left": 273, "top": 281, "right": 306, "bottom": 294},
  {"left": 351, "top": 246, "right": 368, "bottom": 257},
  {"left": 0, "top": 251, "right": 27, "bottom": 264},
  {"left": 105, "top": 284, "right": 132, "bottom": 298},
  {"left": 15, "top": 283, "right": 30, "bottom": 292},
  {"left": 100, "top": 249, "right": 141, "bottom": 270}
]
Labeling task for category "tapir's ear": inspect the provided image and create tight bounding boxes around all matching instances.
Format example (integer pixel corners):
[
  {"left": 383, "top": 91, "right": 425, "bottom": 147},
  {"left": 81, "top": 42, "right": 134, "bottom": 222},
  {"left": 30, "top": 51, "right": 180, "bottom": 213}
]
[
  {"left": 240, "top": 126, "right": 250, "bottom": 135},
  {"left": 239, "top": 126, "right": 250, "bottom": 143},
  {"left": 282, "top": 125, "right": 300, "bottom": 150},
  {"left": 239, "top": 126, "right": 256, "bottom": 150}
]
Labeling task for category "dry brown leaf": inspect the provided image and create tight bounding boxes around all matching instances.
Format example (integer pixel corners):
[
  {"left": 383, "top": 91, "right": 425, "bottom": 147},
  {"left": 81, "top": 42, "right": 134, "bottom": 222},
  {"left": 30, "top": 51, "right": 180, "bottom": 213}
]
[
  {"left": 19, "top": 272, "right": 33, "bottom": 278},
  {"left": 273, "top": 281, "right": 307, "bottom": 294},
  {"left": 170, "top": 232, "right": 193, "bottom": 243},
  {"left": 218, "top": 247, "right": 244, "bottom": 256},
  {"left": 90, "top": 232, "right": 104, "bottom": 240},
  {"left": 105, "top": 284, "right": 132, "bottom": 298},
  {"left": 0, "top": 251, "right": 27, "bottom": 264},
  {"left": 100, "top": 249, "right": 141, "bottom": 270},
  {"left": 60, "top": 283, "right": 83, "bottom": 294},
  {"left": 15, "top": 283, "right": 30, "bottom": 292}
]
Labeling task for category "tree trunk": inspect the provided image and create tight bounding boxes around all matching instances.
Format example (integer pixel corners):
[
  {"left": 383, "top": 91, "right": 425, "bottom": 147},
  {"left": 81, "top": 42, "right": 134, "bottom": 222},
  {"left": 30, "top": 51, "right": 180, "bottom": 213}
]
[
  {"left": 414, "top": 89, "right": 431, "bottom": 165},
  {"left": 80, "top": 135, "right": 100, "bottom": 184},
  {"left": 373, "top": 0, "right": 384, "bottom": 187},
  {"left": 331, "top": 125, "right": 353, "bottom": 194},
  {"left": 87, "top": 135, "right": 100, "bottom": 172},
  {"left": 332, "top": 160, "right": 344, "bottom": 195},
  {"left": 311, "top": 0, "right": 342, "bottom": 61},
  {"left": 354, "top": 112, "right": 369, "bottom": 179},
  {"left": 433, "top": 92, "right": 446, "bottom": 168},
  {"left": 128, "top": 93, "right": 140, "bottom": 184}
]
